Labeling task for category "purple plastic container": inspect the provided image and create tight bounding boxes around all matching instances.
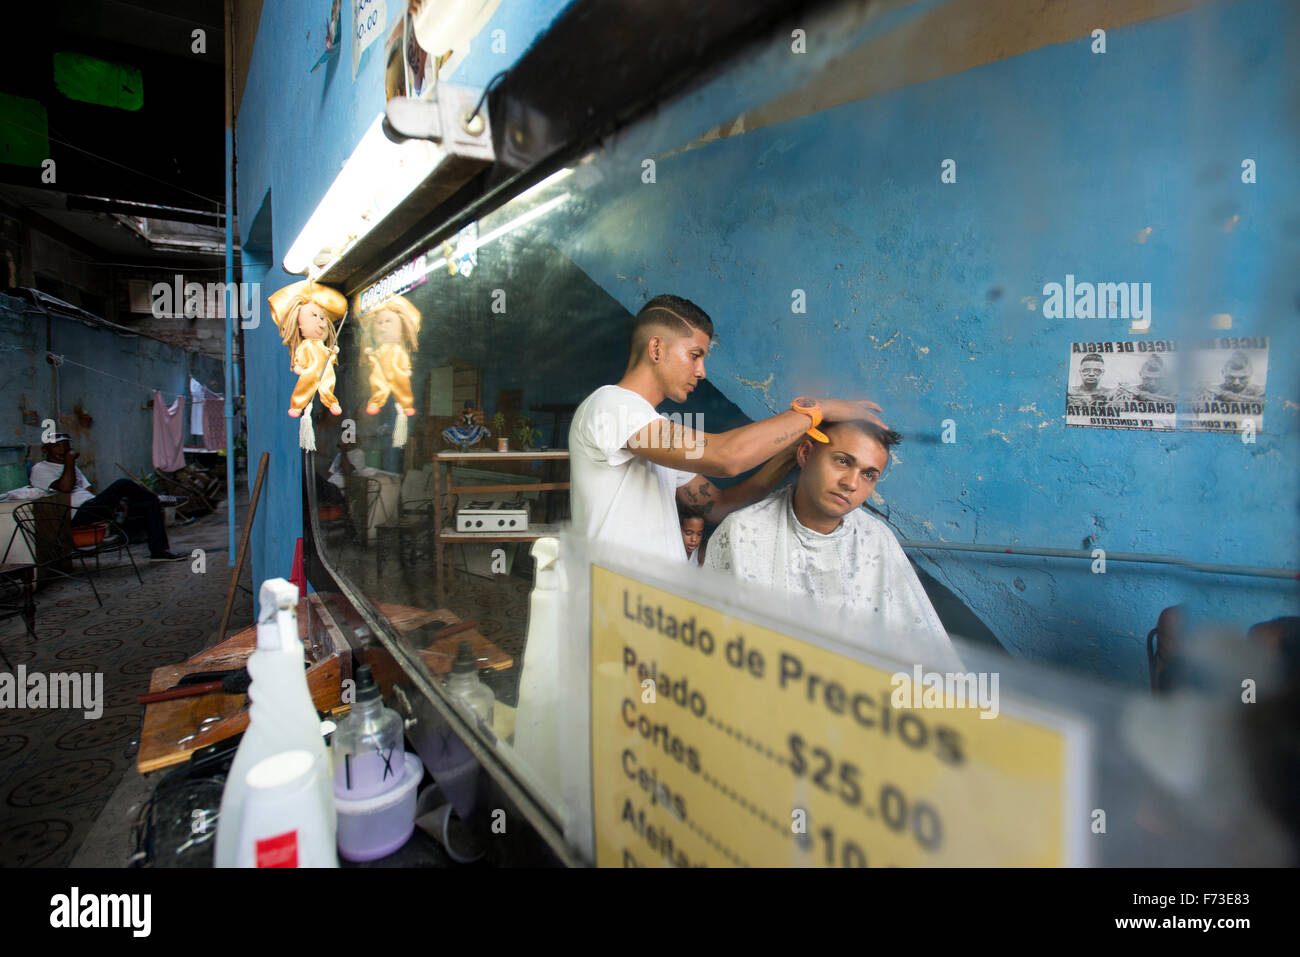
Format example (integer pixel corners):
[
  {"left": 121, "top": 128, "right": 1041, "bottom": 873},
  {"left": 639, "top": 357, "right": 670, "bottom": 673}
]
[{"left": 334, "top": 753, "right": 423, "bottom": 862}]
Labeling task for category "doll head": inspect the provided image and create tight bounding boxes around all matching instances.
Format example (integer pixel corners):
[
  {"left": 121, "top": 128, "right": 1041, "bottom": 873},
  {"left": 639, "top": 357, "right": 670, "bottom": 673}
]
[
  {"left": 359, "top": 295, "right": 421, "bottom": 351},
  {"left": 269, "top": 280, "right": 348, "bottom": 352}
]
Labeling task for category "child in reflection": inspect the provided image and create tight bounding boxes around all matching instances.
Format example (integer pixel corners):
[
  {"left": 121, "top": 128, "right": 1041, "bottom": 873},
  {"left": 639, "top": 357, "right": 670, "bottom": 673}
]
[{"left": 679, "top": 504, "right": 706, "bottom": 566}]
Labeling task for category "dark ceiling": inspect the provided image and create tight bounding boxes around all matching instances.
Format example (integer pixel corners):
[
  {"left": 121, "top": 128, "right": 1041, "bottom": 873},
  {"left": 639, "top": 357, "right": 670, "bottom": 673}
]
[{"left": 0, "top": 0, "right": 226, "bottom": 266}]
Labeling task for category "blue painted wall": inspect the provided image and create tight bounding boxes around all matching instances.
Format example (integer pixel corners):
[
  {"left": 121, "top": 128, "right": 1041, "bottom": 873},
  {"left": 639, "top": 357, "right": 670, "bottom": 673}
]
[
  {"left": 544, "top": 0, "right": 1300, "bottom": 682},
  {"left": 235, "top": 0, "right": 574, "bottom": 590}
]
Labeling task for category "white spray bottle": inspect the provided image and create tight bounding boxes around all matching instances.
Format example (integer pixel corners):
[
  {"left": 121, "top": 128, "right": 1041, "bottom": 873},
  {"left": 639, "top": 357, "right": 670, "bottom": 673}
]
[
  {"left": 512, "top": 537, "right": 562, "bottom": 796},
  {"left": 214, "top": 578, "right": 335, "bottom": 867}
]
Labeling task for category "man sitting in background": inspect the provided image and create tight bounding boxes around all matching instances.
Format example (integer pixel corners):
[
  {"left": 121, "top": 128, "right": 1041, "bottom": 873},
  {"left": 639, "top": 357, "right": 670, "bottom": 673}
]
[
  {"left": 28, "top": 434, "right": 184, "bottom": 561},
  {"left": 705, "top": 419, "right": 956, "bottom": 664}
]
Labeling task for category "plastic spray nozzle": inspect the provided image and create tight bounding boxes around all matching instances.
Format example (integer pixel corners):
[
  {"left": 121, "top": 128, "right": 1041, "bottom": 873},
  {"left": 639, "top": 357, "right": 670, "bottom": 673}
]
[
  {"left": 452, "top": 640, "right": 477, "bottom": 676},
  {"left": 353, "top": 664, "right": 381, "bottom": 703},
  {"left": 530, "top": 537, "right": 559, "bottom": 570},
  {"left": 258, "top": 579, "right": 300, "bottom": 622},
  {"left": 530, "top": 537, "right": 560, "bottom": 590},
  {"left": 255, "top": 579, "right": 302, "bottom": 652}
]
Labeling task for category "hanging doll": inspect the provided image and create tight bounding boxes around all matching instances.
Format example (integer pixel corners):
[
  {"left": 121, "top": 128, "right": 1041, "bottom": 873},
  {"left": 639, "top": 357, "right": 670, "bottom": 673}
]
[
  {"left": 359, "top": 295, "right": 421, "bottom": 448},
  {"left": 268, "top": 280, "right": 348, "bottom": 449},
  {"left": 360, "top": 295, "right": 421, "bottom": 417}
]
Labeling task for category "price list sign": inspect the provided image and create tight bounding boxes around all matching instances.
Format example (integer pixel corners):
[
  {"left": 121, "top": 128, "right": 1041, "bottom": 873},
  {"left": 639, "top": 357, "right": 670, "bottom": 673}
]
[{"left": 590, "top": 566, "right": 1085, "bottom": 867}]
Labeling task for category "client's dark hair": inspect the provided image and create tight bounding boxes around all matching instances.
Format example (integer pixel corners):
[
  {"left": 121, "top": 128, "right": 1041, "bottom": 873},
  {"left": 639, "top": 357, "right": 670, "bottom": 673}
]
[
  {"left": 821, "top": 419, "right": 903, "bottom": 453},
  {"left": 627, "top": 294, "right": 714, "bottom": 366}
]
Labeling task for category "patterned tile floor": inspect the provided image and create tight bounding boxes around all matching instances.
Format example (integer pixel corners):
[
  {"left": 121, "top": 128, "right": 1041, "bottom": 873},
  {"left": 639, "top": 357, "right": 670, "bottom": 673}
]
[{"left": 0, "top": 489, "right": 252, "bottom": 867}]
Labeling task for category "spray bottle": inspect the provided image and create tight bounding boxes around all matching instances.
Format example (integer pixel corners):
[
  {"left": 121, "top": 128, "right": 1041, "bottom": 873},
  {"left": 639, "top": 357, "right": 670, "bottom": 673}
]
[
  {"left": 331, "top": 664, "right": 405, "bottom": 799},
  {"left": 446, "top": 640, "right": 495, "bottom": 728},
  {"left": 512, "top": 537, "right": 561, "bottom": 795},
  {"left": 214, "top": 578, "right": 335, "bottom": 867}
]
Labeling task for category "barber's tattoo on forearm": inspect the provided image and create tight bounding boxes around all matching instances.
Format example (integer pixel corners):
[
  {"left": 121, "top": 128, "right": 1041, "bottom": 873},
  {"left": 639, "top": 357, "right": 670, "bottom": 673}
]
[{"left": 773, "top": 428, "right": 802, "bottom": 446}]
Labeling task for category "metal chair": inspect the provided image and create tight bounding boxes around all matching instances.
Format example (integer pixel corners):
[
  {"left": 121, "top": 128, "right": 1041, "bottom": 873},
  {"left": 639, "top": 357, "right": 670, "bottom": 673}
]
[
  {"left": 0, "top": 563, "right": 37, "bottom": 668},
  {"left": 11, "top": 500, "right": 143, "bottom": 606},
  {"left": 373, "top": 477, "right": 434, "bottom": 575}
]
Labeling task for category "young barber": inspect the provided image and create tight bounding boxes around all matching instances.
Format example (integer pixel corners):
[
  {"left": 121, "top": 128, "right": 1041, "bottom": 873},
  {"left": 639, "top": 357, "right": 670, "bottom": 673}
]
[{"left": 569, "top": 294, "right": 883, "bottom": 560}]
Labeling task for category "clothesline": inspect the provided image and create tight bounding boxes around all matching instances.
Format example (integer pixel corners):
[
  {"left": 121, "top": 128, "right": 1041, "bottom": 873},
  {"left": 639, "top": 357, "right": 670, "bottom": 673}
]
[
  {"left": 47, "top": 354, "right": 228, "bottom": 408},
  {"left": 47, "top": 353, "right": 191, "bottom": 401}
]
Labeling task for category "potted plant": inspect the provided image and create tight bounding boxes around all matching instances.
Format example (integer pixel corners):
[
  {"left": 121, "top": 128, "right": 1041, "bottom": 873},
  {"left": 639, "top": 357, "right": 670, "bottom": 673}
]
[
  {"left": 491, "top": 412, "right": 508, "bottom": 451},
  {"left": 514, "top": 416, "right": 540, "bottom": 451}
]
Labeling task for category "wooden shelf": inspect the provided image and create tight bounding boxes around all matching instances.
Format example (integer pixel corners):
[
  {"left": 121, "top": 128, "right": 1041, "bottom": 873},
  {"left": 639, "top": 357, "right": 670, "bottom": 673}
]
[
  {"left": 436, "top": 450, "right": 569, "bottom": 460},
  {"left": 449, "top": 482, "right": 570, "bottom": 495},
  {"left": 433, "top": 450, "right": 569, "bottom": 602}
]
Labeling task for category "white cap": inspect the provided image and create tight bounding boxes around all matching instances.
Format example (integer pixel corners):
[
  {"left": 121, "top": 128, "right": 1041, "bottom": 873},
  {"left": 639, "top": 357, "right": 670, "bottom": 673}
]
[
  {"left": 256, "top": 578, "right": 301, "bottom": 651},
  {"left": 530, "top": 537, "right": 559, "bottom": 590}
]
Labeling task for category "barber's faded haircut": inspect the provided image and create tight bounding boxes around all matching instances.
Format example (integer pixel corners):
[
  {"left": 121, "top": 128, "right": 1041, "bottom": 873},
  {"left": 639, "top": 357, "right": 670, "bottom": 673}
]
[
  {"left": 627, "top": 294, "right": 714, "bottom": 366},
  {"left": 822, "top": 419, "right": 902, "bottom": 456}
]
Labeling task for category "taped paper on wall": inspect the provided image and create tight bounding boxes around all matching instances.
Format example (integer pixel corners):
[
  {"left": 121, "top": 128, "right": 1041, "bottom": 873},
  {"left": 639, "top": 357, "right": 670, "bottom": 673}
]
[{"left": 1064, "top": 338, "right": 1266, "bottom": 434}]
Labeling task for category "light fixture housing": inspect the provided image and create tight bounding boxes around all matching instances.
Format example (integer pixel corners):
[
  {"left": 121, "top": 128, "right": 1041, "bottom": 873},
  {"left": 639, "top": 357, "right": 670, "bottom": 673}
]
[{"left": 282, "top": 83, "right": 494, "bottom": 283}]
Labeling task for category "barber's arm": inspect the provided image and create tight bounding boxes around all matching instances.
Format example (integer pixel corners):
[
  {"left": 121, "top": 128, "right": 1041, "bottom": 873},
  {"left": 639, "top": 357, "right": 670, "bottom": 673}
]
[
  {"left": 676, "top": 442, "right": 798, "bottom": 523},
  {"left": 627, "top": 397, "right": 882, "bottom": 478}
]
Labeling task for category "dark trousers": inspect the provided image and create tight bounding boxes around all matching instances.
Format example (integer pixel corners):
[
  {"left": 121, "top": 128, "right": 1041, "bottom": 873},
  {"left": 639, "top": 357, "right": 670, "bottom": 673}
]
[
  {"left": 315, "top": 472, "right": 344, "bottom": 507},
  {"left": 74, "top": 479, "right": 170, "bottom": 556}
]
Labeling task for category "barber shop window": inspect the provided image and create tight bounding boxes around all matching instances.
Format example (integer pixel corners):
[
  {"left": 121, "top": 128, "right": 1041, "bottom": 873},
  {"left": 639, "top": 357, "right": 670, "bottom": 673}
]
[{"left": 310, "top": 0, "right": 1294, "bottom": 809}]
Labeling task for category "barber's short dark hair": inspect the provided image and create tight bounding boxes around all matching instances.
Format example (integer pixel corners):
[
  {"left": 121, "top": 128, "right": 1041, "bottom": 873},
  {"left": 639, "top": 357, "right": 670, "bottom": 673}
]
[
  {"left": 821, "top": 419, "right": 902, "bottom": 455},
  {"left": 627, "top": 294, "right": 714, "bottom": 366}
]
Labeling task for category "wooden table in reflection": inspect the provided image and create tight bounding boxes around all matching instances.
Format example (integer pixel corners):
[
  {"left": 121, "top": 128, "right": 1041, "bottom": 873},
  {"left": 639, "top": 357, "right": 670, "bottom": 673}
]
[{"left": 374, "top": 600, "right": 514, "bottom": 674}]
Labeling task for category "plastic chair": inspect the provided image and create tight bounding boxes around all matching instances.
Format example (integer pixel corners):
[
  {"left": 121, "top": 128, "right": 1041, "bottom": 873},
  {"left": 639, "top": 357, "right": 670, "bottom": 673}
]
[{"left": 11, "top": 500, "right": 143, "bottom": 606}]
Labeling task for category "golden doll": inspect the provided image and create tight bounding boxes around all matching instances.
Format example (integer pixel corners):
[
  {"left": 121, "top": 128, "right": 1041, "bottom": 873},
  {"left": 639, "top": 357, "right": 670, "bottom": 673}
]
[
  {"left": 359, "top": 295, "right": 421, "bottom": 417},
  {"left": 268, "top": 280, "right": 348, "bottom": 417}
]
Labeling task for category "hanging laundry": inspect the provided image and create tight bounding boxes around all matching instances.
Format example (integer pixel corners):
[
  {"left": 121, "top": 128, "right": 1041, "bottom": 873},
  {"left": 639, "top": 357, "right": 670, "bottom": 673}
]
[
  {"left": 203, "top": 391, "right": 226, "bottom": 449},
  {"left": 190, "top": 377, "right": 205, "bottom": 436},
  {"left": 153, "top": 390, "right": 187, "bottom": 472}
]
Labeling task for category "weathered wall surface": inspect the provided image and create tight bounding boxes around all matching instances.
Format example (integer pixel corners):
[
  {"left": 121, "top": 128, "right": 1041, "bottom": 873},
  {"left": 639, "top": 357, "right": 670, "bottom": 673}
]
[
  {"left": 1, "top": 295, "right": 224, "bottom": 485},
  {"left": 551, "top": 0, "right": 1300, "bottom": 681}
]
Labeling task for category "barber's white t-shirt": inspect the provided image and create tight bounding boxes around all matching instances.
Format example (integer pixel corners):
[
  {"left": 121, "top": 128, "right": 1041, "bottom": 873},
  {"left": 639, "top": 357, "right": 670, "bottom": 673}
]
[
  {"left": 29, "top": 460, "right": 94, "bottom": 508},
  {"left": 569, "top": 385, "right": 693, "bottom": 561}
]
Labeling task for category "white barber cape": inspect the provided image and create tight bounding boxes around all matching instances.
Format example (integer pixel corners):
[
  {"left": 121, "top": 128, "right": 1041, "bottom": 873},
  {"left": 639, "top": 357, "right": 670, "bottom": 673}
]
[{"left": 705, "top": 486, "right": 960, "bottom": 669}]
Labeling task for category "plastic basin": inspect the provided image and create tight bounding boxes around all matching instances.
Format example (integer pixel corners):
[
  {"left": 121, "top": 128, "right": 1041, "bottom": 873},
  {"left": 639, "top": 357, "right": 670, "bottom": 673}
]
[{"left": 334, "top": 752, "right": 423, "bottom": 862}]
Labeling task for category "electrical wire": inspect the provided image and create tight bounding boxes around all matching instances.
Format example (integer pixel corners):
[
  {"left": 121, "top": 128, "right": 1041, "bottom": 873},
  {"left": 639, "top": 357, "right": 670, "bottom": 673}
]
[
  {"left": 69, "top": 261, "right": 238, "bottom": 271},
  {"left": 0, "top": 116, "right": 224, "bottom": 210},
  {"left": 470, "top": 70, "right": 508, "bottom": 122}
]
